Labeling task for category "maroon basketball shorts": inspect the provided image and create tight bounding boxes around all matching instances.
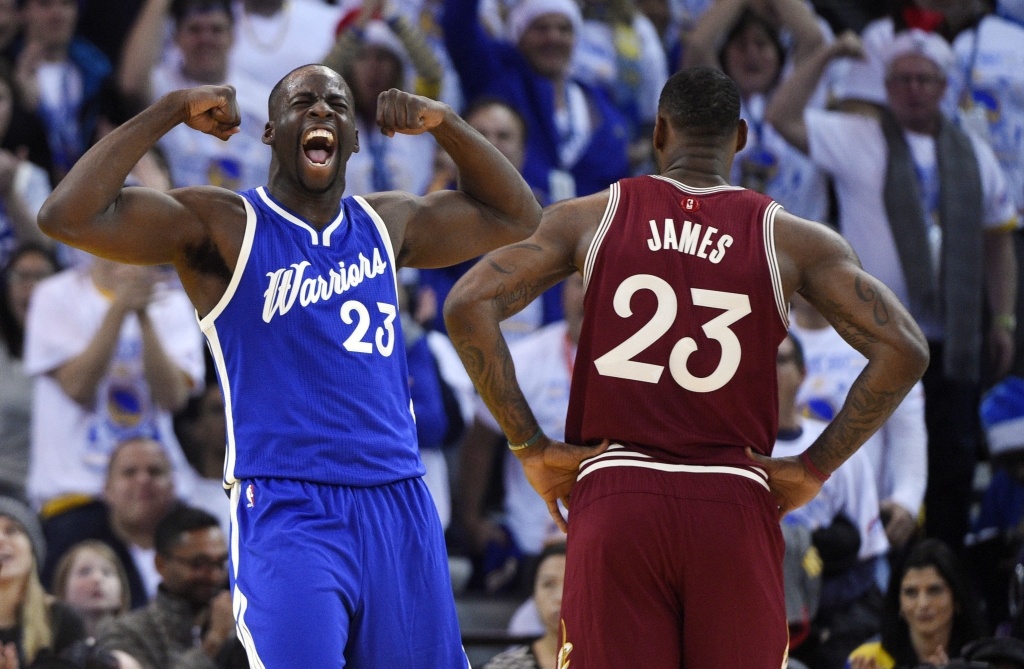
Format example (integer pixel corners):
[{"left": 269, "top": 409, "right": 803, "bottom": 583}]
[{"left": 560, "top": 465, "right": 788, "bottom": 669}]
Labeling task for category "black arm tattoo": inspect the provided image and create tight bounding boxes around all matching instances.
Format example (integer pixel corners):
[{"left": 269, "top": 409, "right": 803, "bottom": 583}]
[
  {"left": 855, "top": 276, "right": 890, "bottom": 327},
  {"left": 491, "top": 278, "right": 547, "bottom": 318},
  {"left": 808, "top": 365, "right": 916, "bottom": 475},
  {"left": 450, "top": 336, "right": 538, "bottom": 441}
]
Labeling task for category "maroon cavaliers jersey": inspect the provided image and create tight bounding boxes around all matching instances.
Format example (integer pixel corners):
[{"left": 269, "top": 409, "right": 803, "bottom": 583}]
[{"left": 566, "top": 175, "right": 788, "bottom": 484}]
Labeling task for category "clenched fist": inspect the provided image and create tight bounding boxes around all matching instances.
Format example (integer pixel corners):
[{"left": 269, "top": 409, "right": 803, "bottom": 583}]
[
  {"left": 376, "top": 89, "right": 449, "bottom": 137},
  {"left": 183, "top": 85, "right": 241, "bottom": 141}
]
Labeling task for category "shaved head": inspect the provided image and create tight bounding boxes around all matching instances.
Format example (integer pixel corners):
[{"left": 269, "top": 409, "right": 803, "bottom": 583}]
[{"left": 268, "top": 64, "right": 348, "bottom": 119}]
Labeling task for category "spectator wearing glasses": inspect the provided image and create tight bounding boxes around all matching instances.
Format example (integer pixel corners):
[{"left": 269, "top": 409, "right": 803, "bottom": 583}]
[
  {"left": 96, "top": 505, "right": 233, "bottom": 669},
  {"left": 768, "top": 28, "right": 1020, "bottom": 556}
]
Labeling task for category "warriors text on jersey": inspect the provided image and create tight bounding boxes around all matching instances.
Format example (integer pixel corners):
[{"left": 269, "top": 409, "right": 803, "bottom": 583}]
[
  {"left": 198, "top": 187, "right": 423, "bottom": 487},
  {"left": 566, "top": 174, "right": 789, "bottom": 484}
]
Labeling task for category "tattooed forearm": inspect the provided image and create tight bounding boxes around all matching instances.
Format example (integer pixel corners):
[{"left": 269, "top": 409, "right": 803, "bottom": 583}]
[
  {"left": 453, "top": 334, "right": 539, "bottom": 442},
  {"left": 854, "top": 276, "right": 890, "bottom": 327},
  {"left": 820, "top": 297, "right": 879, "bottom": 352},
  {"left": 488, "top": 260, "right": 514, "bottom": 274},
  {"left": 491, "top": 279, "right": 544, "bottom": 318},
  {"left": 506, "top": 242, "right": 543, "bottom": 252},
  {"left": 807, "top": 365, "right": 916, "bottom": 474}
]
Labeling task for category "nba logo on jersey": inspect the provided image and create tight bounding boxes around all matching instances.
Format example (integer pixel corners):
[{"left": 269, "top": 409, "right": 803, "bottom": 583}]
[
  {"left": 681, "top": 197, "right": 701, "bottom": 212},
  {"left": 246, "top": 483, "right": 255, "bottom": 508}
]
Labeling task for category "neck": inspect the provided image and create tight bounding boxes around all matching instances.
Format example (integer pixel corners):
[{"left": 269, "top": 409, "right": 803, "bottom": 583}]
[
  {"left": 79, "top": 610, "right": 112, "bottom": 638},
  {"left": 659, "top": 156, "right": 731, "bottom": 189},
  {"left": 37, "top": 40, "right": 70, "bottom": 62},
  {"left": 899, "top": 112, "right": 942, "bottom": 136},
  {"left": 0, "top": 579, "right": 24, "bottom": 628},
  {"left": 533, "top": 629, "right": 561, "bottom": 669},
  {"left": 110, "top": 516, "right": 157, "bottom": 549},
  {"left": 778, "top": 403, "right": 800, "bottom": 432},
  {"left": 266, "top": 167, "right": 347, "bottom": 231},
  {"left": 910, "top": 625, "right": 951, "bottom": 663},
  {"left": 181, "top": 64, "right": 227, "bottom": 86},
  {"left": 552, "top": 76, "right": 568, "bottom": 110},
  {"left": 244, "top": 0, "right": 284, "bottom": 16}
]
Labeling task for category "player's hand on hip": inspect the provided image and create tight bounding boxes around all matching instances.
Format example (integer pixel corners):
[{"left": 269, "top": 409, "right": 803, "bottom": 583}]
[
  {"left": 183, "top": 85, "right": 241, "bottom": 141},
  {"left": 516, "top": 436, "right": 610, "bottom": 533},
  {"left": 745, "top": 448, "right": 823, "bottom": 519},
  {"left": 376, "top": 89, "right": 448, "bottom": 137}
]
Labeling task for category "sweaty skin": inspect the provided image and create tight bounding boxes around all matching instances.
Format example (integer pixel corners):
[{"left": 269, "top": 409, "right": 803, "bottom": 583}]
[
  {"left": 444, "top": 111, "right": 929, "bottom": 530},
  {"left": 37, "top": 65, "right": 541, "bottom": 319}
]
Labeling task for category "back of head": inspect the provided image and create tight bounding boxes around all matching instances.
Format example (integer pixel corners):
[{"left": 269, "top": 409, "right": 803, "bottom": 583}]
[
  {"left": 154, "top": 505, "right": 219, "bottom": 557},
  {"left": 658, "top": 66, "right": 741, "bottom": 140}
]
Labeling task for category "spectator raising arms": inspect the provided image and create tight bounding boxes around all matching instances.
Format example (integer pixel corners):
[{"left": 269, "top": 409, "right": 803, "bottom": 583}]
[
  {"left": 684, "top": 0, "right": 830, "bottom": 220},
  {"left": 443, "top": 0, "right": 630, "bottom": 203},
  {"left": 117, "top": 0, "right": 271, "bottom": 191},
  {"left": 768, "top": 28, "right": 1020, "bottom": 555}
]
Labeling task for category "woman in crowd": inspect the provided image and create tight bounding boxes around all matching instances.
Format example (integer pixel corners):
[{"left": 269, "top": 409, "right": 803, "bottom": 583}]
[
  {"left": 684, "top": 0, "right": 830, "bottom": 221},
  {"left": 0, "top": 496, "right": 84, "bottom": 667},
  {"left": 0, "top": 243, "right": 57, "bottom": 501},
  {"left": 848, "top": 539, "right": 986, "bottom": 668},
  {"left": 484, "top": 542, "right": 566, "bottom": 669},
  {"left": 51, "top": 542, "right": 130, "bottom": 639}
]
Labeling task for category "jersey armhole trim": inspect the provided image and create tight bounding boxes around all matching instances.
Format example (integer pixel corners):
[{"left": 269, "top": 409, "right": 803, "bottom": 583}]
[
  {"left": 352, "top": 195, "right": 400, "bottom": 298},
  {"left": 763, "top": 201, "right": 790, "bottom": 329},
  {"left": 198, "top": 194, "right": 258, "bottom": 334},
  {"left": 583, "top": 182, "right": 620, "bottom": 291},
  {"left": 205, "top": 325, "right": 238, "bottom": 486}
]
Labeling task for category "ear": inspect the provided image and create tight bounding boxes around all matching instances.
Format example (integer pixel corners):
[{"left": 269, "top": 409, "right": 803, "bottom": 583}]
[
  {"left": 262, "top": 122, "right": 274, "bottom": 146},
  {"left": 653, "top": 114, "right": 668, "bottom": 154},
  {"left": 353, "top": 127, "right": 359, "bottom": 154},
  {"left": 735, "top": 119, "right": 749, "bottom": 153}
]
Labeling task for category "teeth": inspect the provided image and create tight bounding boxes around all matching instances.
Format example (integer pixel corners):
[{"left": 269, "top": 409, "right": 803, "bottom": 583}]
[{"left": 304, "top": 128, "right": 335, "bottom": 145}]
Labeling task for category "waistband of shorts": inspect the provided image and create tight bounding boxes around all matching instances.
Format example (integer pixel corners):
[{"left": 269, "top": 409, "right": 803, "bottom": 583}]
[{"left": 577, "top": 444, "right": 770, "bottom": 491}]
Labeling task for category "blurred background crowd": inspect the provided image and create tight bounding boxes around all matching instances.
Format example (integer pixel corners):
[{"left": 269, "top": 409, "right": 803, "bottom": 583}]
[{"left": 0, "top": 0, "right": 1022, "bottom": 666}]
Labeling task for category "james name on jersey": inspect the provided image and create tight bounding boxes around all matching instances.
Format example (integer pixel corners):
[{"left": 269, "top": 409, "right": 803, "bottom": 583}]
[{"left": 645, "top": 218, "right": 733, "bottom": 264}]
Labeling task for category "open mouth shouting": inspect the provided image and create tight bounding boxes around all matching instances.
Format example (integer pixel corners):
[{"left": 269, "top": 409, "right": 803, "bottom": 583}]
[{"left": 302, "top": 127, "right": 336, "bottom": 167}]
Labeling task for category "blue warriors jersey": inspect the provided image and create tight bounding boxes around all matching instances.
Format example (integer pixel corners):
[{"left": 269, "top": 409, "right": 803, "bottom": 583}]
[{"left": 199, "top": 187, "right": 423, "bottom": 487}]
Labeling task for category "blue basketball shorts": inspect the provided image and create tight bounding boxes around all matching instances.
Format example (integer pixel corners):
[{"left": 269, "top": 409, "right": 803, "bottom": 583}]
[{"left": 228, "top": 477, "right": 468, "bottom": 669}]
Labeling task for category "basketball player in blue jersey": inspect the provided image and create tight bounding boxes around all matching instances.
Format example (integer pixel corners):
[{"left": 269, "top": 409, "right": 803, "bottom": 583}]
[{"left": 36, "top": 65, "right": 542, "bottom": 669}]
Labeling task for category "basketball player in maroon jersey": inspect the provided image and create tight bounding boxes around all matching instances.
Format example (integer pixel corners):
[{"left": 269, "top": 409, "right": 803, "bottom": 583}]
[{"left": 445, "top": 67, "right": 929, "bottom": 668}]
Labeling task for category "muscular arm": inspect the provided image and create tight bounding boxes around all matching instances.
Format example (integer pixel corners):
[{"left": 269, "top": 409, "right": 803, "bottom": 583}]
[
  {"left": 365, "top": 92, "right": 541, "bottom": 270},
  {"left": 778, "top": 213, "right": 930, "bottom": 476},
  {"left": 444, "top": 195, "right": 598, "bottom": 443},
  {"left": 445, "top": 195, "right": 606, "bottom": 529},
  {"left": 37, "top": 87, "right": 240, "bottom": 266}
]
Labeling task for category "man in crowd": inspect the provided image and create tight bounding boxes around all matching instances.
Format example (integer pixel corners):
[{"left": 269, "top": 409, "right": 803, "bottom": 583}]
[
  {"left": 23, "top": 255, "right": 201, "bottom": 508},
  {"left": 118, "top": 0, "right": 271, "bottom": 190},
  {"left": 774, "top": 333, "right": 889, "bottom": 669},
  {"left": 42, "top": 437, "right": 181, "bottom": 608},
  {"left": 767, "top": 29, "right": 1019, "bottom": 553},
  {"left": 98, "top": 505, "right": 235, "bottom": 669}
]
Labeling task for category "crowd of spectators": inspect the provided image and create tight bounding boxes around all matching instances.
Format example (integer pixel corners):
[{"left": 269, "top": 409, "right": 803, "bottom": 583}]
[{"left": 0, "top": 0, "right": 1019, "bottom": 667}]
